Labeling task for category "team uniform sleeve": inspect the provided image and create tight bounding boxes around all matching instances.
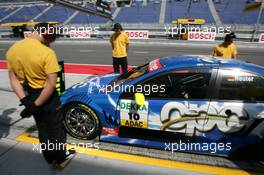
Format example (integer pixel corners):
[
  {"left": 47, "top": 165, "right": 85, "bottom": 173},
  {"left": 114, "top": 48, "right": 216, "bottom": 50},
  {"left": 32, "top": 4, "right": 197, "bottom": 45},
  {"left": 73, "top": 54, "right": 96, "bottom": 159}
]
[
  {"left": 44, "top": 50, "right": 60, "bottom": 74},
  {"left": 6, "top": 58, "right": 13, "bottom": 71},
  {"left": 125, "top": 33, "right": 129, "bottom": 44},
  {"left": 7, "top": 61, "right": 13, "bottom": 72},
  {"left": 233, "top": 44, "right": 238, "bottom": 55},
  {"left": 6, "top": 50, "right": 14, "bottom": 71},
  {"left": 212, "top": 46, "right": 217, "bottom": 56}
]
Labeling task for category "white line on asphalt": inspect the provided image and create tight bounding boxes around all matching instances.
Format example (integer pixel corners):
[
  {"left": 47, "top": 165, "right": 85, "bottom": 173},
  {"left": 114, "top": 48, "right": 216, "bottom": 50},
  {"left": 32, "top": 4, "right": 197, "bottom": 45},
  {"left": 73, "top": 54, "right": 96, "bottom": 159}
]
[
  {"left": 0, "top": 60, "right": 136, "bottom": 68},
  {"left": 0, "top": 60, "right": 115, "bottom": 67},
  {"left": 65, "top": 62, "right": 112, "bottom": 67},
  {"left": 1, "top": 40, "right": 264, "bottom": 49},
  {"left": 63, "top": 62, "right": 136, "bottom": 67},
  {"left": 80, "top": 50, "right": 94, "bottom": 53},
  {"left": 133, "top": 51, "right": 149, "bottom": 54}
]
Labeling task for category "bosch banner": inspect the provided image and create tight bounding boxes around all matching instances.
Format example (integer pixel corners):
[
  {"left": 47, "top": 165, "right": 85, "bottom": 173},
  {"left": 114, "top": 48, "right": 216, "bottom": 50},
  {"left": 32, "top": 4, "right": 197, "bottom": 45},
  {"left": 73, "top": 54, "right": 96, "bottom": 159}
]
[
  {"left": 125, "top": 30, "right": 149, "bottom": 39},
  {"left": 188, "top": 32, "right": 216, "bottom": 41},
  {"left": 69, "top": 31, "right": 91, "bottom": 39}
]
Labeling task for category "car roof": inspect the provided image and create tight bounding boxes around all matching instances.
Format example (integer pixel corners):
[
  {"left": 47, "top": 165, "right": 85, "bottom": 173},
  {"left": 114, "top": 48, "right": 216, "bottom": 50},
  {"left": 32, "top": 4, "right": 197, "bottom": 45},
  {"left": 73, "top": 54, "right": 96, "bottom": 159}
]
[{"left": 159, "top": 55, "right": 264, "bottom": 75}]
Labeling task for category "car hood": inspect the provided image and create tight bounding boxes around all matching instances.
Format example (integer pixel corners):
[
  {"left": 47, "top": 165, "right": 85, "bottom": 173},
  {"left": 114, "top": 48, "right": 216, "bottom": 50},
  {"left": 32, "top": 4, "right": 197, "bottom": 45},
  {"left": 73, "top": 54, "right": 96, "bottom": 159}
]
[{"left": 62, "top": 73, "right": 119, "bottom": 97}]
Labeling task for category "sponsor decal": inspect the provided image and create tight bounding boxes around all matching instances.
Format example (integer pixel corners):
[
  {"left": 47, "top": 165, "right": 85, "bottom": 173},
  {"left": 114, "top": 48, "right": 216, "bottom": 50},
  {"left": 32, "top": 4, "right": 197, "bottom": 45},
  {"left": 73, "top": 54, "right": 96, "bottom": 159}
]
[
  {"left": 227, "top": 76, "right": 236, "bottom": 82},
  {"left": 235, "top": 76, "right": 254, "bottom": 82},
  {"left": 102, "top": 127, "right": 119, "bottom": 136},
  {"left": 227, "top": 76, "right": 254, "bottom": 82},
  {"left": 148, "top": 59, "right": 163, "bottom": 72},
  {"left": 160, "top": 102, "right": 249, "bottom": 134},
  {"left": 188, "top": 32, "right": 216, "bottom": 41},
  {"left": 70, "top": 31, "right": 91, "bottom": 39},
  {"left": 125, "top": 30, "right": 149, "bottom": 39},
  {"left": 119, "top": 101, "right": 148, "bottom": 112},
  {"left": 119, "top": 100, "right": 148, "bottom": 128}
]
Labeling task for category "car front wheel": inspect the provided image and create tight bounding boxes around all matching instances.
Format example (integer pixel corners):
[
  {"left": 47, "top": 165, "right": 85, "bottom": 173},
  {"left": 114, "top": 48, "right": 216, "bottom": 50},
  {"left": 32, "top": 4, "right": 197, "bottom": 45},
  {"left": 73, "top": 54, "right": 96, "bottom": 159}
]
[{"left": 63, "top": 103, "right": 101, "bottom": 140}]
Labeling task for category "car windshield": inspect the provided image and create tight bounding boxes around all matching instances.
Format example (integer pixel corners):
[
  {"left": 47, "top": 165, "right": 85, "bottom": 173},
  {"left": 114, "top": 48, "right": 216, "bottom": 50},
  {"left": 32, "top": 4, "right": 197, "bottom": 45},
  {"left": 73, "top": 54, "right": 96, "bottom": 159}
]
[{"left": 110, "top": 63, "right": 149, "bottom": 86}]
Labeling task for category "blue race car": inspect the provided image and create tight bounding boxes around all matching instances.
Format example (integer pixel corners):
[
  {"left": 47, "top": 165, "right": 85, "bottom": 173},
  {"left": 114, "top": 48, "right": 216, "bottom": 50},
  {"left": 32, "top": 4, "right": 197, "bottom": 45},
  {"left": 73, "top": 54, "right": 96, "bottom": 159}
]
[{"left": 61, "top": 55, "right": 264, "bottom": 157}]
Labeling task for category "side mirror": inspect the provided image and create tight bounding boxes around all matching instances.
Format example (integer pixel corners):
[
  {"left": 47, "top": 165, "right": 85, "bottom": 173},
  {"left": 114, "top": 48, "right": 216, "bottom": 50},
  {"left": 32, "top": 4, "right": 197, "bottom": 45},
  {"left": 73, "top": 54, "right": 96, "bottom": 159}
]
[{"left": 134, "top": 93, "right": 145, "bottom": 106}]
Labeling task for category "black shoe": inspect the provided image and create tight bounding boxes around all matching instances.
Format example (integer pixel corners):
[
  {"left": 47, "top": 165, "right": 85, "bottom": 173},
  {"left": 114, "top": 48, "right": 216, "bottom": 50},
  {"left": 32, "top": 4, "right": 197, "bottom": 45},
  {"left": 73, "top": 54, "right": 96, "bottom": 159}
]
[{"left": 55, "top": 149, "right": 76, "bottom": 170}]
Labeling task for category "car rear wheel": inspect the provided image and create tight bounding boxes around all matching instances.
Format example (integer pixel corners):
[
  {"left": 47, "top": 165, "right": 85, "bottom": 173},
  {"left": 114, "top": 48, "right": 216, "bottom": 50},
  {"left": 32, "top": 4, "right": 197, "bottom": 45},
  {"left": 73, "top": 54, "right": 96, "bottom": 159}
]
[{"left": 63, "top": 103, "right": 101, "bottom": 140}]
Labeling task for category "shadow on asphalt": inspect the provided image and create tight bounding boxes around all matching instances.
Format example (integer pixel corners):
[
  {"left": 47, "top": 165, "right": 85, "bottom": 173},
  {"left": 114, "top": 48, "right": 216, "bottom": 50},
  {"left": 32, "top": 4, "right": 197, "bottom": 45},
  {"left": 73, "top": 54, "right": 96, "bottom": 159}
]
[{"left": 0, "top": 108, "right": 15, "bottom": 139}]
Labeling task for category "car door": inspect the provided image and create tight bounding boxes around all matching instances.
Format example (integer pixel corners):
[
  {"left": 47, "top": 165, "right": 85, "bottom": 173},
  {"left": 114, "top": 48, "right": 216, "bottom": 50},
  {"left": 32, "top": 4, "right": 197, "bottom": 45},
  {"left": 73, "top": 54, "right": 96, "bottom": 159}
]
[
  {"left": 118, "top": 67, "right": 217, "bottom": 137},
  {"left": 206, "top": 68, "right": 264, "bottom": 141}
]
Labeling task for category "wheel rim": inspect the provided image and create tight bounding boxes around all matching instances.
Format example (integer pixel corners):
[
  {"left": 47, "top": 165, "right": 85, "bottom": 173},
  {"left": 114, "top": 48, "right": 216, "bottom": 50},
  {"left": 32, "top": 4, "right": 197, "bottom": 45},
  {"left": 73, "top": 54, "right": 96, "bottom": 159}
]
[{"left": 65, "top": 106, "right": 97, "bottom": 138}]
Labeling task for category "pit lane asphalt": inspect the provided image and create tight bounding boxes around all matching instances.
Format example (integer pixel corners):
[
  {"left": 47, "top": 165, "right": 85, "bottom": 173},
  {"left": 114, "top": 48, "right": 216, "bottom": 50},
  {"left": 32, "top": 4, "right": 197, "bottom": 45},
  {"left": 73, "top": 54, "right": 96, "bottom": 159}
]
[
  {"left": 0, "top": 40, "right": 264, "bottom": 175},
  {"left": 0, "top": 71, "right": 210, "bottom": 175},
  {"left": 0, "top": 40, "right": 263, "bottom": 66},
  {"left": 0, "top": 73, "right": 212, "bottom": 175}
]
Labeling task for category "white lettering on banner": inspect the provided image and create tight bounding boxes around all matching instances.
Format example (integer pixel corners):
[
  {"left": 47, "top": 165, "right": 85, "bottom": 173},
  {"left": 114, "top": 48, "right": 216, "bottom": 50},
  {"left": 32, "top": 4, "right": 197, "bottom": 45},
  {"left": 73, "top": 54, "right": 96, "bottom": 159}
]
[
  {"left": 70, "top": 31, "right": 91, "bottom": 39},
  {"left": 125, "top": 31, "right": 149, "bottom": 39},
  {"left": 259, "top": 33, "right": 264, "bottom": 43},
  {"left": 23, "top": 31, "right": 32, "bottom": 38},
  {"left": 188, "top": 32, "right": 216, "bottom": 41}
]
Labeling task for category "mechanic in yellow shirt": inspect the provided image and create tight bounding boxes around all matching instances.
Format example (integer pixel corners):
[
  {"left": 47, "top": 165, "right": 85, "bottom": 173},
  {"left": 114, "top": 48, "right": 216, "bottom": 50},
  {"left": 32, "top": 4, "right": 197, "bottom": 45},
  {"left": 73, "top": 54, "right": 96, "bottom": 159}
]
[
  {"left": 6, "top": 23, "right": 75, "bottom": 169},
  {"left": 110, "top": 23, "right": 129, "bottom": 73},
  {"left": 212, "top": 32, "right": 237, "bottom": 59}
]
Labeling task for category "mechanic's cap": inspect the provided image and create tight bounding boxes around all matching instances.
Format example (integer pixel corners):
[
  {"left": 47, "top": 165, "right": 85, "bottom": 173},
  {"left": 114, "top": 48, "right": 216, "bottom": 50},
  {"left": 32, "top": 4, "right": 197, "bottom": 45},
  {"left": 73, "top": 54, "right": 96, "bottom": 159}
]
[
  {"left": 34, "top": 22, "right": 57, "bottom": 45},
  {"left": 112, "top": 23, "right": 123, "bottom": 31},
  {"left": 225, "top": 32, "right": 236, "bottom": 41}
]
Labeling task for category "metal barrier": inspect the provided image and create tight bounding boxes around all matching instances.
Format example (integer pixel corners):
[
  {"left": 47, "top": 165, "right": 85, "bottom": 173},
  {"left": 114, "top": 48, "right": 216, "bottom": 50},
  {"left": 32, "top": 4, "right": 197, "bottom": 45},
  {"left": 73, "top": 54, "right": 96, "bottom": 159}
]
[{"left": 1, "top": 24, "right": 264, "bottom": 42}]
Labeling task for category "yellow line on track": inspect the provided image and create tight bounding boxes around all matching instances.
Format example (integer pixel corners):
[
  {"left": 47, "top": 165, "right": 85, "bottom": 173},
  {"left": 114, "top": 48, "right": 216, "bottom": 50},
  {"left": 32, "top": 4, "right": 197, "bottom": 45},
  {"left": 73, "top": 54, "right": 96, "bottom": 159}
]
[{"left": 16, "top": 132, "right": 262, "bottom": 175}]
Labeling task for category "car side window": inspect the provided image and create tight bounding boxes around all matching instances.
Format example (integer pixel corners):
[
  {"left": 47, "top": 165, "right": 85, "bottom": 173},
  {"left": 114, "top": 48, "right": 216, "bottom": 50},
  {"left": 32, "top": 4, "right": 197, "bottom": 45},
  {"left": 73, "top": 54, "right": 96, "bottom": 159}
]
[
  {"left": 167, "top": 69, "right": 212, "bottom": 99},
  {"left": 138, "top": 73, "right": 171, "bottom": 98},
  {"left": 140, "top": 68, "right": 212, "bottom": 99},
  {"left": 216, "top": 69, "right": 264, "bottom": 102},
  {"left": 119, "top": 73, "right": 171, "bottom": 98}
]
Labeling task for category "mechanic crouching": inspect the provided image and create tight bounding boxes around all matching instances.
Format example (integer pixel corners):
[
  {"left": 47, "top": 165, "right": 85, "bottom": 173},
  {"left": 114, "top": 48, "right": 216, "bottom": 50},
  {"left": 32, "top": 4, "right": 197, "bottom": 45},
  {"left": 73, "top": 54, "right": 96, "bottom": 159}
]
[{"left": 6, "top": 23, "right": 75, "bottom": 170}]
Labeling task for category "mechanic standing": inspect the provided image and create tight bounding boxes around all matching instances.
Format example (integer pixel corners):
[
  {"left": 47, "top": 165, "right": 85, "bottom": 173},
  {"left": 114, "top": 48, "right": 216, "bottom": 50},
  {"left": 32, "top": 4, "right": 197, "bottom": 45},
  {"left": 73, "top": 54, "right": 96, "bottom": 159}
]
[
  {"left": 212, "top": 32, "right": 238, "bottom": 59},
  {"left": 6, "top": 23, "right": 75, "bottom": 169},
  {"left": 110, "top": 23, "right": 129, "bottom": 73}
]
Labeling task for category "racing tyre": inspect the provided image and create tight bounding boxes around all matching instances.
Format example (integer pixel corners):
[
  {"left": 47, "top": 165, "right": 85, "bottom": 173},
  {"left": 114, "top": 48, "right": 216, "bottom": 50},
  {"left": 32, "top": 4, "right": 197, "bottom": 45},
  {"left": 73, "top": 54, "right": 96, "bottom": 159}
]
[{"left": 63, "top": 103, "right": 101, "bottom": 140}]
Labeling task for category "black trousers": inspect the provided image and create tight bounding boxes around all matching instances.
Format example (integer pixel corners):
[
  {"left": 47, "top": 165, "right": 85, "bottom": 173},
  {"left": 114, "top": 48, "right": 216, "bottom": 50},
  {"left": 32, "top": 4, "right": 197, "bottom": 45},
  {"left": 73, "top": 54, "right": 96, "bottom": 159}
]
[
  {"left": 113, "top": 57, "right": 128, "bottom": 73},
  {"left": 27, "top": 87, "right": 67, "bottom": 164}
]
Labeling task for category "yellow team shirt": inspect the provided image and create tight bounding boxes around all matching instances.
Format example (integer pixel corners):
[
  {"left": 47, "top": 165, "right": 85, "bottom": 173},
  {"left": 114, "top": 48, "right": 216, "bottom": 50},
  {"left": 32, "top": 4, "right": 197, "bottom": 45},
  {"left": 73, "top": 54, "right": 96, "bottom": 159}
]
[
  {"left": 6, "top": 38, "right": 60, "bottom": 89},
  {"left": 212, "top": 43, "right": 237, "bottom": 59},
  {"left": 110, "top": 32, "right": 129, "bottom": 58}
]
